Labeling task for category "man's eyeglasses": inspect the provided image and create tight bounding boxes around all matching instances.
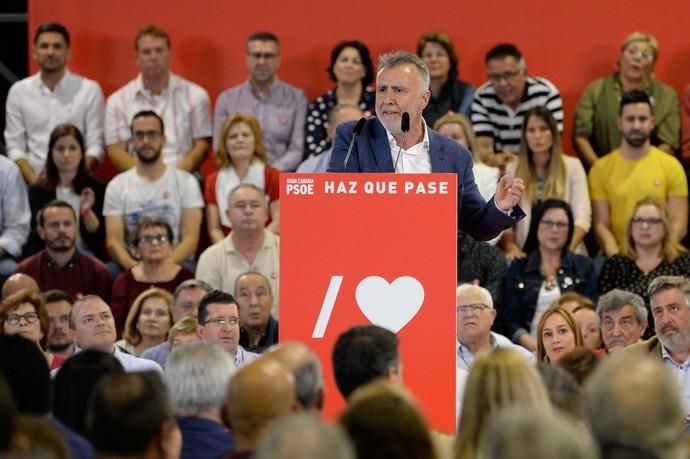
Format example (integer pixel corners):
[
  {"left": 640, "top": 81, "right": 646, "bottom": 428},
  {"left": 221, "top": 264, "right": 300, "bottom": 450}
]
[
  {"left": 487, "top": 70, "right": 521, "bottom": 83},
  {"left": 5, "top": 312, "right": 39, "bottom": 325},
  {"left": 247, "top": 52, "right": 278, "bottom": 60},
  {"left": 457, "top": 304, "right": 489, "bottom": 314},
  {"left": 137, "top": 235, "right": 169, "bottom": 245},
  {"left": 203, "top": 317, "right": 239, "bottom": 327},
  {"left": 133, "top": 130, "right": 163, "bottom": 141}
]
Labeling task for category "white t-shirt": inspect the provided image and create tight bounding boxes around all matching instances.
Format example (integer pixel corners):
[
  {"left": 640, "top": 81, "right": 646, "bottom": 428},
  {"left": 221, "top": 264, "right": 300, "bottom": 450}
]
[
  {"left": 531, "top": 283, "right": 562, "bottom": 337},
  {"left": 103, "top": 166, "right": 204, "bottom": 249}
]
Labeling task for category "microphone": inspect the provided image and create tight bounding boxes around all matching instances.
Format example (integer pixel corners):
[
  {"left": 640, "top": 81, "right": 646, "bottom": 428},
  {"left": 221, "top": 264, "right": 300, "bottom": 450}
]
[
  {"left": 393, "top": 112, "right": 410, "bottom": 172},
  {"left": 342, "top": 117, "right": 367, "bottom": 170}
]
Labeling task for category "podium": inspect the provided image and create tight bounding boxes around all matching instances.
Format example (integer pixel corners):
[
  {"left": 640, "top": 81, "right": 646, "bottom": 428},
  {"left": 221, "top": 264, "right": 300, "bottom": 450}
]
[{"left": 280, "top": 173, "right": 457, "bottom": 432}]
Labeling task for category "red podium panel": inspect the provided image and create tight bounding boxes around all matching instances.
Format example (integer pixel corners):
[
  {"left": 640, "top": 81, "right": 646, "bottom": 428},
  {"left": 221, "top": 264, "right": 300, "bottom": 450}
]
[{"left": 280, "top": 173, "right": 457, "bottom": 432}]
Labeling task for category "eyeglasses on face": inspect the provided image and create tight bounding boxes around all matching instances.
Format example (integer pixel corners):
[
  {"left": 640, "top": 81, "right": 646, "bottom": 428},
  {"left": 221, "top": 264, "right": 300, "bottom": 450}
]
[{"left": 5, "top": 312, "right": 39, "bottom": 326}]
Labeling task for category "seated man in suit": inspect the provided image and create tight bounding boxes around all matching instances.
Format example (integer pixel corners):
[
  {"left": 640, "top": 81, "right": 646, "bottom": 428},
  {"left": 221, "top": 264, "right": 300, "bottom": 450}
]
[{"left": 329, "top": 50, "right": 524, "bottom": 241}]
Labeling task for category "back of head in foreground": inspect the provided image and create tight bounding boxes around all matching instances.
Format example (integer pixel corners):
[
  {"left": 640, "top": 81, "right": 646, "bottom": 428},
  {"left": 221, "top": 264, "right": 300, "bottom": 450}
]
[
  {"left": 584, "top": 352, "right": 687, "bottom": 459},
  {"left": 264, "top": 341, "right": 324, "bottom": 411},
  {"left": 339, "top": 379, "right": 435, "bottom": 459},
  {"left": 456, "top": 348, "right": 552, "bottom": 459}
]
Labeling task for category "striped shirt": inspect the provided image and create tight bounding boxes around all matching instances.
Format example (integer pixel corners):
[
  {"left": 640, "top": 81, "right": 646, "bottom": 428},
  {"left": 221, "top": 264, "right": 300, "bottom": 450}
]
[
  {"left": 214, "top": 79, "right": 308, "bottom": 171},
  {"left": 235, "top": 345, "right": 260, "bottom": 368},
  {"left": 471, "top": 76, "right": 563, "bottom": 153}
]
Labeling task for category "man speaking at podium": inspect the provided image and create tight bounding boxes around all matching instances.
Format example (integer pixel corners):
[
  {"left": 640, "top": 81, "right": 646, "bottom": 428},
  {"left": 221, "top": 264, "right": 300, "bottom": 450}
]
[{"left": 328, "top": 51, "right": 525, "bottom": 241}]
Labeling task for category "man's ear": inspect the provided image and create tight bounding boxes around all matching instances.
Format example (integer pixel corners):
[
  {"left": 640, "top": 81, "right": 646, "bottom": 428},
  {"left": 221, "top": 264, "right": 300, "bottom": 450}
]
[
  {"left": 37, "top": 225, "right": 46, "bottom": 241},
  {"left": 387, "top": 364, "right": 403, "bottom": 384}
]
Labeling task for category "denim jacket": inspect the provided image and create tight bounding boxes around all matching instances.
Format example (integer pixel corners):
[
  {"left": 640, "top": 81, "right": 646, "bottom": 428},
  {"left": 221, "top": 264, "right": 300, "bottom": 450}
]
[{"left": 504, "top": 250, "right": 598, "bottom": 343}]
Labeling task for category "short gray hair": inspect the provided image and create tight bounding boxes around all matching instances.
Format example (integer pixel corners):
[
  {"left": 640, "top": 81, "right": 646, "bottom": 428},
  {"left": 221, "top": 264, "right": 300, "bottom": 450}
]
[
  {"left": 377, "top": 51, "right": 430, "bottom": 92},
  {"left": 173, "top": 279, "right": 212, "bottom": 302},
  {"left": 294, "top": 356, "right": 324, "bottom": 409},
  {"left": 648, "top": 276, "right": 690, "bottom": 308},
  {"left": 165, "top": 341, "right": 236, "bottom": 416},
  {"left": 596, "top": 289, "right": 648, "bottom": 323},
  {"left": 227, "top": 183, "right": 267, "bottom": 206},
  {"left": 456, "top": 284, "right": 494, "bottom": 309}
]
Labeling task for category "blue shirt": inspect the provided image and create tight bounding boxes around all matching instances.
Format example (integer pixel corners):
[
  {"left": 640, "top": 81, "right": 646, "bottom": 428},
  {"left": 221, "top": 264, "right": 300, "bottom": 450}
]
[
  {"left": 178, "top": 416, "right": 234, "bottom": 459},
  {"left": 660, "top": 344, "right": 690, "bottom": 419}
]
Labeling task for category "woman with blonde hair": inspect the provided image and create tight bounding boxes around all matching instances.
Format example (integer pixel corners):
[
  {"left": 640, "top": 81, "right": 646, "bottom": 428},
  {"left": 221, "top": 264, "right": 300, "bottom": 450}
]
[
  {"left": 536, "top": 306, "right": 584, "bottom": 364},
  {"left": 116, "top": 288, "right": 173, "bottom": 357},
  {"left": 456, "top": 348, "right": 551, "bottom": 459},
  {"left": 204, "top": 113, "right": 280, "bottom": 243},
  {"left": 502, "top": 106, "right": 590, "bottom": 259}
]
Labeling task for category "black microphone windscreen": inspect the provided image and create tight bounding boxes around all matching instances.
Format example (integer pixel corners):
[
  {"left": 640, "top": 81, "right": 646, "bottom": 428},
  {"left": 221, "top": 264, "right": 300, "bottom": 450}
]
[
  {"left": 401, "top": 112, "right": 410, "bottom": 132},
  {"left": 353, "top": 117, "right": 366, "bottom": 135}
]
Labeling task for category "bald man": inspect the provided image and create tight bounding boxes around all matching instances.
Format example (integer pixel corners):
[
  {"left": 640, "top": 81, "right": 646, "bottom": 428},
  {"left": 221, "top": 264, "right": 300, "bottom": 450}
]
[
  {"left": 265, "top": 341, "right": 324, "bottom": 411},
  {"left": 1, "top": 273, "right": 39, "bottom": 299},
  {"left": 222, "top": 357, "right": 297, "bottom": 458}
]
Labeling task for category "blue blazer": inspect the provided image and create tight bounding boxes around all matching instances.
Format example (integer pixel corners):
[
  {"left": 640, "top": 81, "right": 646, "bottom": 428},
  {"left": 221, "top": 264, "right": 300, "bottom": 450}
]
[{"left": 328, "top": 117, "right": 524, "bottom": 241}]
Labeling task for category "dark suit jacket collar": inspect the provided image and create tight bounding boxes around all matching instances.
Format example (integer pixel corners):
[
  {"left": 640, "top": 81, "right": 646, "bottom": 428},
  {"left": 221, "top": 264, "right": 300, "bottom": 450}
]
[{"left": 369, "top": 117, "right": 448, "bottom": 173}]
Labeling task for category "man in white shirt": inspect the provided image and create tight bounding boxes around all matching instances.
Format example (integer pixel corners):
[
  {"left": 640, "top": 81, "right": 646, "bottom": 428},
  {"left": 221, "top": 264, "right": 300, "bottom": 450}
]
[
  {"left": 103, "top": 110, "right": 204, "bottom": 270},
  {"left": 4, "top": 22, "right": 105, "bottom": 184},
  {"left": 105, "top": 25, "right": 211, "bottom": 172},
  {"left": 0, "top": 155, "right": 30, "bottom": 277}
]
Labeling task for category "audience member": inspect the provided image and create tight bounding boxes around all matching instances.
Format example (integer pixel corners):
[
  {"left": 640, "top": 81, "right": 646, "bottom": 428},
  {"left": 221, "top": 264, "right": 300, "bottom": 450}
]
[
  {"left": 1, "top": 273, "right": 39, "bottom": 299},
  {"left": 298, "top": 103, "right": 364, "bottom": 173},
  {"left": 52, "top": 349, "right": 125, "bottom": 437},
  {"left": 116, "top": 288, "right": 173, "bottom": 356},
  {"left": 305, "top": 40, "right": 375, "bottom": 157},
  {"left": 537, "top": 364, "right": 584, "bottom": 422},
  {"left": 417, "top": 31, "right": 475, "bottom": 124},
  {"left": 503, "top": 107, "right": 590, "bottom": 258},
  {"left": 205, "top": 114, "right": 280, "bottom": 243},
  {"left": 214, "top": 31, "right": 308, "bottom": 171},
  {"left": 332, "top": 324, "right": 401, "bottom": 400},
  {"left": 27, "top": 124, "right": 106, "bottom": 260},
  {"left": 168, "top": 317, "right": 200, "bottom": 351},
  {"left": 221, "top": 356, "right": 297, "bottom": 458},
  {"left": 0, "top": 154, "right": 30, "bottom": 278},
  {"left": 165, "top": 341, "right": 236, "bottom": 459},
  {"left": 457, "top": 232, "right": 507, "bottom": 308},
  {"left": 434, "top": 113, "right": 500, "bottom": 203},
  {"left": 504, "top": 199, "right": 597, "bottom": 350},
  {"left": 596, "top": 289, "right": 647, "bottom": 353},
  {"left": 254, "top": 413, "right": 355, "bottom": 459},
  {"left": 456, "top": 348, "right": 552, "bottom": 459},
  {"left": 68, "top": 295, "right": 163, "bottom": 374},
  {"left": 551, "top": 291, "right": 595, "bottom": 313},
  {"left": 110, "top": 219, "right": 194, "bottom": 332},
  {"left": 536, "top": 306, "right": 584, "bottom": 364},
  {"left": 329, "top": 50, "right": 526, "bottom": 242},
  {"left": 599, "top": 197, "right": 690, "bottom": 335},
  {"left": 557, "top": 347, "right": 600, "bottom": 385},
  {"left": 14, "top": 416, "right": 73, "bottom": 459},
  {"left": 589, "top": 89, "right": 687, "bottom": 256},
  {"left": 140, "top": 279, "right": 211, "bottom": 366},
  {"left": 572, "top": 303, "right": 602, "bottom": 350},
  {"left": 585, "top": 352, "right": 687, "bottom": 459},
  {"left": 471, "top": 43, "right": 563, "bottom": 167},
  {"left": 14, "top": 200, "right": 111, "bottom": 299},
  {"left": 5, "top": 22, "right": 104, "bottom": 184},
  {"left": 0, "top": 334, "right": 94, "bottom": 459},
  {"left": 196, "top": 184, "right": 279, "bottom": 316},
  {"left": 575, "top": 32, "right": 680, "bottom": 167},
  {"left": 87, "top": 372, "right": 182, "bottom": 459},
  {"left": 103, "top": 110, "right": 204, "bottom": 271},
  {"left": 681, "top": 82, "right": 690, "bottom": 164},
  {"left": 43, "top": 290, "right": 76, "bottom": 359},
  {"left": 105, "top": 25, "right": 211, "bottom": 172},
  {"left": 0, "top": 289, "right": 65, "bottom": 369},
  {"left": 196, "top": 290, "right": 259, "bottom": 367},
  {"left": 265, "top": 341, "right": 325, "bottom": 412},
  {"left": 235, "top": 271, "right": 278, "bottom": 353},
  {"left": 456, "top": 284, "right": 533, "bottom": 371},
  {"left": 340, "top": 380, "right": 436, "bottom": 459},
  {"left": 481, "top": 408, "right": 599, "bottom": 459}
]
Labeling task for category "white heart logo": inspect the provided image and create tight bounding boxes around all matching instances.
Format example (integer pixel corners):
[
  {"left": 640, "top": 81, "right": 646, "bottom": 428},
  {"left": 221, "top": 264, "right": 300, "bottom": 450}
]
[{"left": 355, "top": 276, "right": 425, "bottom": 333}]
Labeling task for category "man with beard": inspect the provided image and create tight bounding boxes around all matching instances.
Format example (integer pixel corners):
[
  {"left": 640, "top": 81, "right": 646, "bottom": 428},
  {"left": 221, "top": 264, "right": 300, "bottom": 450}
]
[
  {"left": 43, "top": 290, "right": 76, "bottom": 357},
  {"left": 5, "top": 22, "right": 105, "bottom": 184},
  {"left": 328, "top": 51, "right": 525, "bottom": 242},
  {"left": 103, "top": 110, "right": 204, "bottom": 271},
  {"left": 14, "top": 200, "right": 111, "bottom": 300},
  {"left": 589, "top": 90, "right": 687, "bottom": 256},
  {"left": 628, "top": 275, "right": 690, "bottom": 420}
]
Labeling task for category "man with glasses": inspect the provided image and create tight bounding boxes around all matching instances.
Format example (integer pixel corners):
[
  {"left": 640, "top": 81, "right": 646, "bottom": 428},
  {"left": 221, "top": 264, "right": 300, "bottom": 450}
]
[
  {"left": 103, "top": 110, "right": 204, "bottom": 272},
  {"left": 589, "top": 90, "right": 687, "bottom": 256},
  {"left": 214, "top": 31, "right": 307, "bottom": 171},
  {"left": 105, "top": 25, "right": 211, "bottom": 172},
  {"left": 141, "top": 279, "right": 212, "bottom": 366},
  {"left": 14, "top": 200, "right": 111, "bottom": 300},
  {"left": 471, "top": 43, "right": 564, "bottom": 168},
  {"left": 596, "top": 289, "right": 647, "bottom": 353},
  {"left": 196, "top": 290, "right": 259, "bottom": 367},
  {"left": 456, "top": 284, "right": 532, "bottom": 371}
]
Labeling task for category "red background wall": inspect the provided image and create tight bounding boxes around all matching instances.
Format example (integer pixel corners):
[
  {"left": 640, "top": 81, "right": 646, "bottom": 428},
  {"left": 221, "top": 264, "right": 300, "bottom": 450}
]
[{"left": 29, "top": 0, "right": 690, "bottom": 178}]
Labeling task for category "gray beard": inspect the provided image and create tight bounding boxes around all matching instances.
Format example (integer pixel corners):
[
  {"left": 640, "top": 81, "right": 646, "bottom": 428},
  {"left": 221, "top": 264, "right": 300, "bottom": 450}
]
[{"left": 658, "top": 328, "right": 690, "bottom": 354}]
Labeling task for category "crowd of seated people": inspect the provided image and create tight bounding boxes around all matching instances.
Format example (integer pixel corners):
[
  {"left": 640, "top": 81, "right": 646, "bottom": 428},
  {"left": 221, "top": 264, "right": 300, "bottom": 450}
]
[{"left": 2, "top": 18, "right": 690, "bottom": 459}]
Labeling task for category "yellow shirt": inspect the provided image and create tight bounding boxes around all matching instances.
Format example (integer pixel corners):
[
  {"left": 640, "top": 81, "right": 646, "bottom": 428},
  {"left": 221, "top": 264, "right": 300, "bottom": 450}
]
[{"left": 588, "top": 147, "right": 687, "bottom": 248}]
